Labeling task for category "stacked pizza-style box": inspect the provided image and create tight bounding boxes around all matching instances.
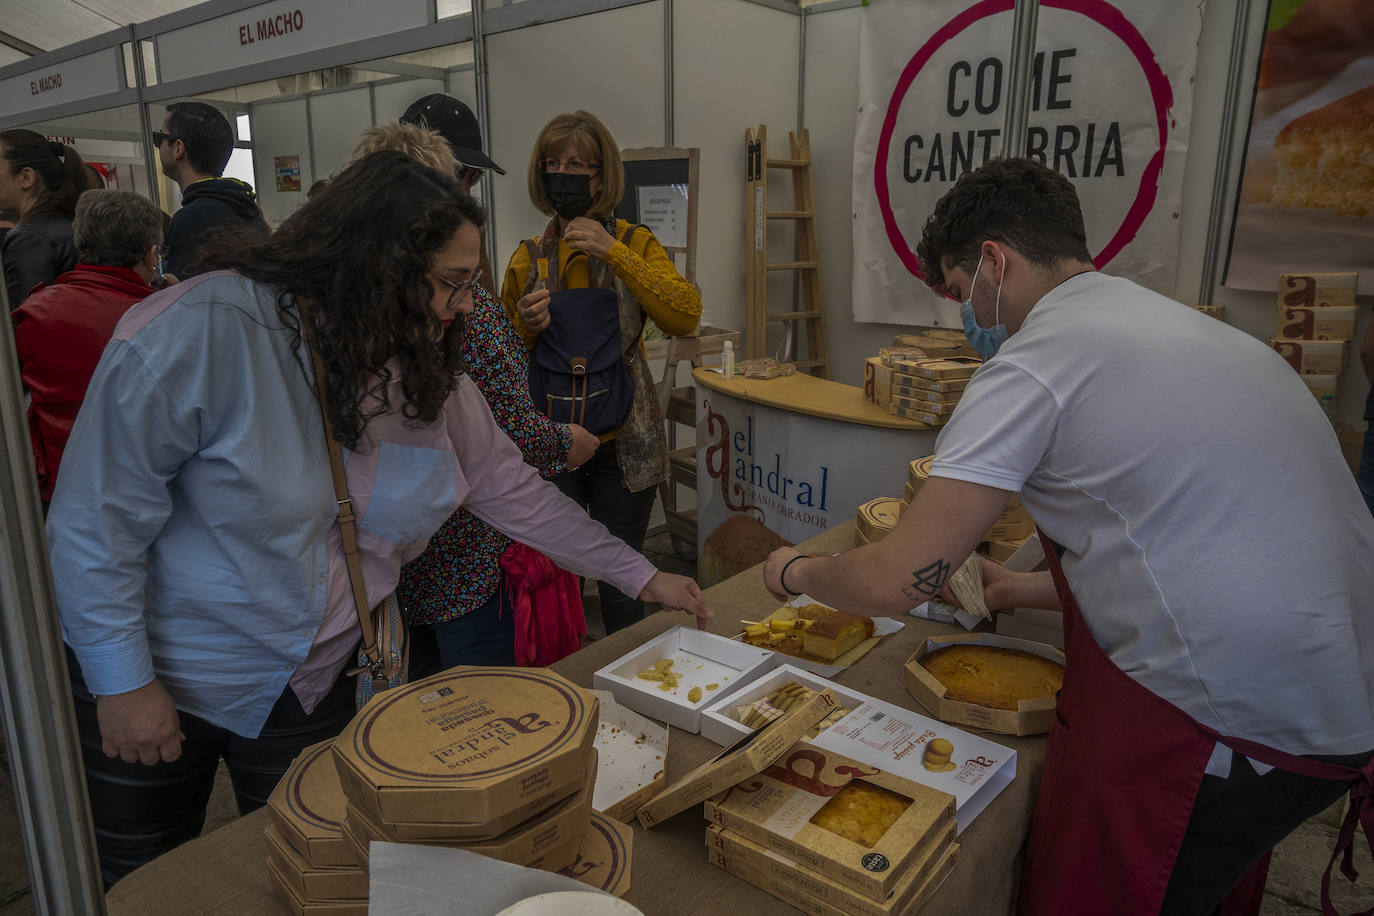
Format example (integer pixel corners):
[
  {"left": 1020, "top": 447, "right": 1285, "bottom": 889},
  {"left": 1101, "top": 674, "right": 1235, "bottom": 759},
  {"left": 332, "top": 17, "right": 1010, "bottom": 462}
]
[
  {"left": 904, "top": 455, "right": 1033, "bottom": 560},
  {"left": 1269, "top": 272, "right": 1358, "bottom": 412},
  {"left": 265, "top": 668, "right": 633, "bottom": 914}
]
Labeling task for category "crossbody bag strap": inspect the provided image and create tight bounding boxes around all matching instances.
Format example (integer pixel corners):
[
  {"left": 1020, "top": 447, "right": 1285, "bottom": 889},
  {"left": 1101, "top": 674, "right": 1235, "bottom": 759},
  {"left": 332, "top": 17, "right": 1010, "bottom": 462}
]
[{"left": 297, "top": 300, "right": 382, "bottom": 674}]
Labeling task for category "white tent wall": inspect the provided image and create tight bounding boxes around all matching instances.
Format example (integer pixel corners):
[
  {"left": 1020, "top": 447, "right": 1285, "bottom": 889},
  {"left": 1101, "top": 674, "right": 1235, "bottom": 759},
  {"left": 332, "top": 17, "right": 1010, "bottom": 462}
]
[
  {"left": 374, "top": 76, "right": 445, "bottom": 121},
  {"left": 249, "top": 97, "right": 311, "bottom": 225},
  {"left": 484, "top": 1, "right": 667, "bottom": 271},
  {"left": 800, "top": 4, "right": 905, "bottom": 385},
  {"left": 673, "top": 0, "right": 799, "bottom": 347},
  {"left": 308, "top": 87, "right": 374, "bottom": 181}
]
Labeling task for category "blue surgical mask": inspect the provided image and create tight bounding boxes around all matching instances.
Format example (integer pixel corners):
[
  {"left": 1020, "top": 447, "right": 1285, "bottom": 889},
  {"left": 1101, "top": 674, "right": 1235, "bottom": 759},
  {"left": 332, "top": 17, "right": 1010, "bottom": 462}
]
[{"left": 960, "top": 252, "right": 1009, "bottom": 359}]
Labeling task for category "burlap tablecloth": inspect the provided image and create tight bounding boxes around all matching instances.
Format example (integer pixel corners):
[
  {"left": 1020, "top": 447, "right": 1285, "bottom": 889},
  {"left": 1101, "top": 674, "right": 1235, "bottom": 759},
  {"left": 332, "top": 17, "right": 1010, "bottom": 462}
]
[{"left": 106, "top": 521, "right": 1045, "bottom": 915}]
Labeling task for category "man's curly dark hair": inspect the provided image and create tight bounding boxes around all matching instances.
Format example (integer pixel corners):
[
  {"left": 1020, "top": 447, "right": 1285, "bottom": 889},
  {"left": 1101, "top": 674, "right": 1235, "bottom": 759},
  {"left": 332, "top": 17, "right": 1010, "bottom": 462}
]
[
  {"left": 203, "top": 151, "right": 485, "bottom": 449},
  {"left": 916, "top": 157, "right": 1093, "bottom": 293}
]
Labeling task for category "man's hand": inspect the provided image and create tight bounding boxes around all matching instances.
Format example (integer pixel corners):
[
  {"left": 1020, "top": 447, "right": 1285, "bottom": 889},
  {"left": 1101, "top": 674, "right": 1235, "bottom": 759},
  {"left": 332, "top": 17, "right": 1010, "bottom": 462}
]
[
  {"left": 565, "top": 424, "right": 599, "bottom": 470},
  {"left": 562, "top": 217, "right": 616, "bottom": 259},
  {"left": 96, "top": 679, "right": 185, "bottom": 766},
  {"left": 516, "top": 288, "right": 552, "bottom": 334},
  {"left": 939, "top": 554, "right": 1061, "bottom": 613},
  {"left": 640, "top": 572, "right": 713, "bottom": 629},
  {"left": 762, "top": 547, "right": 804, "bottom": 601}
]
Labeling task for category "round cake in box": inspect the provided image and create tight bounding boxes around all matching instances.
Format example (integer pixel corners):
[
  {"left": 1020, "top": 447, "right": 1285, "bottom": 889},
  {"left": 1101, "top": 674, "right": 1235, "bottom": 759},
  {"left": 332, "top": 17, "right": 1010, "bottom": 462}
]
[
  {"left": 919, "top": 645, "right": 1063, "bottom": 710},
  {"left": 266, "top": 739, "right": 357, "bottom": 868},
  {"left": 332, "top": 667, "right": 598, "bottom": 838}
]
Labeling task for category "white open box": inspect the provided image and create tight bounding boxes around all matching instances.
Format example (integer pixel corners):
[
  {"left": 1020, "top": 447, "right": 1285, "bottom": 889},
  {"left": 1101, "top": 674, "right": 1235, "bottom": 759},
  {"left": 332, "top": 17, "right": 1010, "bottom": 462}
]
[
  {"left": 590, "top": 690, "right": 669, "bottom": 823},
  {"left": 698, "top": 664, "right": 877, "bottom": 747},
  {"left": 592, "top": 627, "right": 777, "bottom": 733}
]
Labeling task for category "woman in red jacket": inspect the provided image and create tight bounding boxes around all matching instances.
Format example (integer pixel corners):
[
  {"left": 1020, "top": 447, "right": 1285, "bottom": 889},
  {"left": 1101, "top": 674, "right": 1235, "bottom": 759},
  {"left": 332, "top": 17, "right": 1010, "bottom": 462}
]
[{"left": 12, "top": 189, "right": 166, "bottom": 508}]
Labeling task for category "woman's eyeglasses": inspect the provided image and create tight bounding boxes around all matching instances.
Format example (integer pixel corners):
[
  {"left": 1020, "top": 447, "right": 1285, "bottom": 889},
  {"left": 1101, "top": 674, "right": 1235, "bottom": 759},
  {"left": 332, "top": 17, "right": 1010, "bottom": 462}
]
[
  {"left": 431, "top": 269, "right": 483, "bottom": 309},
  {"left": 539, "top": 157, "right": 601, "bottom": 174}
]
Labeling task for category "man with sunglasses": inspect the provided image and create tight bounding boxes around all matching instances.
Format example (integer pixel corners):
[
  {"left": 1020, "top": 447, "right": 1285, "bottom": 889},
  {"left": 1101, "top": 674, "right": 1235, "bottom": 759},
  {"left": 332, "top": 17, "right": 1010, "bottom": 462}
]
[
  {"left": 400, "top": 94, "right": 504, "bottom": 296},
  {"left": 154, "top": 102, "right": 266, "bottom": 278}
]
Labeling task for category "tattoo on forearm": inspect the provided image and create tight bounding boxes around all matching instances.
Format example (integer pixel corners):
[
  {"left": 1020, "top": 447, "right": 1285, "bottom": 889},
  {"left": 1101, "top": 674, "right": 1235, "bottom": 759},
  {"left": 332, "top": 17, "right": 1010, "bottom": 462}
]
[{"left": 900, "top": 558, "right": 952, "bottom": 600}]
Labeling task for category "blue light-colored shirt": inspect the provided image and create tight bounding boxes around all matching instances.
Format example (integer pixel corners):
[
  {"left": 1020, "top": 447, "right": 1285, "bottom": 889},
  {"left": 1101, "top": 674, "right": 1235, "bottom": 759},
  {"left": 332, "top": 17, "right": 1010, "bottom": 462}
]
[{"left": 47, "top": 272, "right": 655, "bottom": 738}]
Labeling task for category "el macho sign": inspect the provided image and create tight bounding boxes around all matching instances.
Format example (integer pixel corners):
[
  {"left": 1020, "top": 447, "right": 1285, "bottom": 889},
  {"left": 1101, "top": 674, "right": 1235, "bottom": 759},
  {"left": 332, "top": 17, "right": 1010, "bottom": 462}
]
[{"left": 852, "top": 0, "right": 1202, "bottom": 325}]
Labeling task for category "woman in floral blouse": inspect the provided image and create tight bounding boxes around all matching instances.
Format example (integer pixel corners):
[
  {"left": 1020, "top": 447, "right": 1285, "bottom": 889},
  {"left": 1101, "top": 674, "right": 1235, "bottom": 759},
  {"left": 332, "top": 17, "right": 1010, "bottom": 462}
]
[{"left": 362, "top": 123, "right": 600, "bottom": 669}]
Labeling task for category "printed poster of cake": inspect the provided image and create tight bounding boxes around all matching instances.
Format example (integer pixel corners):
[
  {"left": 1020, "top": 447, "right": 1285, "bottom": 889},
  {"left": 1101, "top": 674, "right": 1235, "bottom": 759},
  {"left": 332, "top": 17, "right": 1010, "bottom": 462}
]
[{"left": 1225, "top": 0, "right": 1374, "bottom": 294}]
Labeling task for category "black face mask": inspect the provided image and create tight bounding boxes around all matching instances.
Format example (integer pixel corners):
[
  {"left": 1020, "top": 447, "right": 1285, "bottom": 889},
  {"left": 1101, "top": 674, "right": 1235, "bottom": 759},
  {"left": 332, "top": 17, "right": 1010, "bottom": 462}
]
[{"left": 542, "top": 172, "right": 594, "bottom": 220}]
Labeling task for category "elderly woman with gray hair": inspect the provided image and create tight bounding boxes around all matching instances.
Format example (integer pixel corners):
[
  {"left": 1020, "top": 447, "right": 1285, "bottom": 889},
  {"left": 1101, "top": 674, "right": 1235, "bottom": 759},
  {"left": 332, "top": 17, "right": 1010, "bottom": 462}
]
[{"left": 12, "top": 188, "right": 169, "bottom": 509}]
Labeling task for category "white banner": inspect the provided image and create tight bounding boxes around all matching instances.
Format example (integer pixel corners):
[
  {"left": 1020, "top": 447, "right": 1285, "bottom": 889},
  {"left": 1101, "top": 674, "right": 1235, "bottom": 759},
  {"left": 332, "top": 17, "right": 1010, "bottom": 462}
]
[{"left": 852, "top": 0, "right": 1202, "bottom": 325}]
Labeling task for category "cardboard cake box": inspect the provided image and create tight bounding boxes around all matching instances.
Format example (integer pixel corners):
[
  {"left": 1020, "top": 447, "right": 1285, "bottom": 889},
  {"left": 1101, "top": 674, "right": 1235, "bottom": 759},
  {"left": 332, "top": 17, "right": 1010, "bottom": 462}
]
[
  {"left": 904, "top": 633, "right": 1064, "bottom": 736},
  {"left": 1276, "top": 305, "right": 1357, "bottom": 341},
  {"left": 331, "top": 667, "right": 597, "bottom": 837},
  {"left": 703, "top": 742, "right": 955, "bottom": 901},
  {"left": 889, "top": 392, "right": 958, "bottom": 416},
  {"left": 592, "top": 626, "right": 776, "bottom": 733},
  {"left": 1268, "top": 338, "right": 1350, "bottom": 376},
  {"left": 266, "top": 824, "right": 368, "bottom": 903},
  {"left": 1277, "top": 271, "right": 1358, "bottom": 309},
  {"left": 637, "top": 688, "right": 840, "bottom": 828},
  {"left": 706, "top": 821, "right": 957, "bottom": 916},
  {"left": 268, "top": 859, "right": 368, "bottom": 916},
  {"left": 560, "top": 811, "right": 634, "bottom": 898},
  {"left": 698, "top": 664, "right": 877, "bottom": 748},
  {"left": 863, "top": 357, "right": 893, "bottom": 408},
  {"left": 266, "top": 739, "right": 358, "bottom": 869},
  {"left": 341, "top": 750, "right": 597, "bottom": 872},
  {"left": 891, "top": 381, "right": 964, "bottom": 404},
  {"left": 1299, "top": 373, "right": 1340, "bottom": 403},
  {"left": 890, "top": 357, "right": 982, "bottom": 381},
  {"left": 856, "top": 497, "right": 904, "bottom": 544},
  {"left": 591, "top": 690, "right": 669, "bottom": 823}
]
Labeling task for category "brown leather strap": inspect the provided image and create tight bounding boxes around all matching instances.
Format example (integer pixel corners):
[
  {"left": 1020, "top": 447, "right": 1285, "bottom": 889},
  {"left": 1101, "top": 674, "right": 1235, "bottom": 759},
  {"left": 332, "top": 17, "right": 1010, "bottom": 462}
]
[{"left": 297, "top": 300, "right": 383, "bottom": 675}]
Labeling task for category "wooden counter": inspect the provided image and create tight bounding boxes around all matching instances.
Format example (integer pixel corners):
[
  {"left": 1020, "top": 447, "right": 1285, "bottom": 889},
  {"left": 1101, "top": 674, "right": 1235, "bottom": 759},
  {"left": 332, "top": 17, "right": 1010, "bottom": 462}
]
[
  {"left": 105, "top": 522, "right": 1043, "bottom": 916},
  {"left": 693, "top": 367, "right": 932, "bottom": 430}
]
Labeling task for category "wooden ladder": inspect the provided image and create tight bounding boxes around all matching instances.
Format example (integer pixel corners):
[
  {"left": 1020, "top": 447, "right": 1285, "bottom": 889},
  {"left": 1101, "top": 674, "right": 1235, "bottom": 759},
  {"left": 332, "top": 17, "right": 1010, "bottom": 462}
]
[
  {"left": 646, "top": 328, "right": 740, "bottom": 556},
  {"left": 745, "top": 125, "right": 828, "bottom": 378}
]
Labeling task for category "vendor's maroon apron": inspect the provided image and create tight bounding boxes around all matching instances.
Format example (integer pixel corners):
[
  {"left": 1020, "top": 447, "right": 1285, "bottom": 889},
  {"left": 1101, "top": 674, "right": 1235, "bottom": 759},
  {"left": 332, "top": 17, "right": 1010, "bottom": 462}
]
[{"left": 1019, "top": 533, "right": 1374, "bottom": 916}]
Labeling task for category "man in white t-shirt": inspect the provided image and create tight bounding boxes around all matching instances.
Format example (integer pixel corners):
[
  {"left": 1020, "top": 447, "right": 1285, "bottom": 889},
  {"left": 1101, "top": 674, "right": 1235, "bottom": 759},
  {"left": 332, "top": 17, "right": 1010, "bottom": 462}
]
[{"left": 762, "top": 158, "right": 1373, "bottom": 914}]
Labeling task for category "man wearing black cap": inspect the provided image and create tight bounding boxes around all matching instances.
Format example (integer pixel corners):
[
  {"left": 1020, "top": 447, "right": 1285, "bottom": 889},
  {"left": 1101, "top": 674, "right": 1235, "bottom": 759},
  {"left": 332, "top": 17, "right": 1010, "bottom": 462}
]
[{"left": 400, "top": 93, "right": 503, "bottom": 295}]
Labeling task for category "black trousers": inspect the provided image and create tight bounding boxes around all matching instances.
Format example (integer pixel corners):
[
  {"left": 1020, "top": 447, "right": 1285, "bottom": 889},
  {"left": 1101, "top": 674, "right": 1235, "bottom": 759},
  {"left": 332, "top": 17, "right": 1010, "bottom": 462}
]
[
  {"left": 1161, "top": 748, "right": 1373, "bottom": 915},
  {"left": 67, "top": 648, "right": 356, "bottom": 887},
  {"left": 553, "top": 437, "right": 657, "bottom": 635}
]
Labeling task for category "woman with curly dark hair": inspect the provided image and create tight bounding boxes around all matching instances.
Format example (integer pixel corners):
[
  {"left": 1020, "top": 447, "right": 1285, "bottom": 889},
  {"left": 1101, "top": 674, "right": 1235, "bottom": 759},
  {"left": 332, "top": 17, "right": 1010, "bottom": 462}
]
[
  {"left": 45, "top": 151, "right": 710, "bottom": 885},
  {"left": 0, "top": 128, "right": 101, "bottom": 308}
]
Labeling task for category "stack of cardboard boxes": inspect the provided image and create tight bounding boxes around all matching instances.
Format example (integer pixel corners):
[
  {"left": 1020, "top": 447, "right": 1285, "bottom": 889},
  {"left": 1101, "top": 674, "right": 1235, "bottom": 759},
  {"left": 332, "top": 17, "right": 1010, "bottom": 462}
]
[
  {"left": 1268, "top": 271, "right": 1358, "bottom": 416},
  {"left": 266, "top": 668, "right": 632, "bottom": 914},
  {"left": 904, "top": 455, "right": 1034, "bottom": 560},
  {"left": 864, "top": 330, "right": 979, "bottom": 426},
  {"left": 703, "top": 744, "right": 958, "bottom": 916}
]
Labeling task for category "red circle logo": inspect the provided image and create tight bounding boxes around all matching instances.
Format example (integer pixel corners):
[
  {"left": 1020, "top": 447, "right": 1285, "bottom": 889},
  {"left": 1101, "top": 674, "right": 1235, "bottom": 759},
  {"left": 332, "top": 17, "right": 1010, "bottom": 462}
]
[{"left": 874, "top": 0, "right": 1174, "bottom": 281}]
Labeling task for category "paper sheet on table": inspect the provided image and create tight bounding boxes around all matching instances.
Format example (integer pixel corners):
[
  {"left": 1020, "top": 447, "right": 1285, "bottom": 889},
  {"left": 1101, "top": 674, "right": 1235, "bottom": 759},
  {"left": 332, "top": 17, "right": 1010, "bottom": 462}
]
[{"left": 367, "top": 841, "right": 607, "bottom": 915}]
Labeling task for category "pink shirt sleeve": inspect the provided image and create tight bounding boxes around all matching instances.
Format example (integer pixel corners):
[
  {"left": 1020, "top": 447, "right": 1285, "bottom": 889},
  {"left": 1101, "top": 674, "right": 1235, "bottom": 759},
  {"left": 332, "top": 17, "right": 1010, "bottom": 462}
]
[{"left": 447, "top": 377, "right": 657, "bottom": 598}]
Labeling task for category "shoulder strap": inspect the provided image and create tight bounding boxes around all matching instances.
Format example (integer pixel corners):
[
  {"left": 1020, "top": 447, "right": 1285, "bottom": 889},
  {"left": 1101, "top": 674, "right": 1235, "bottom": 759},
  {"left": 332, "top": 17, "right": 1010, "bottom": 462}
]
[
  {"left": 297, "top": 300, "right": 383, "bottom": 674},
  {"left": 617, "top": 222, "right": 651, "bottom": 247}
]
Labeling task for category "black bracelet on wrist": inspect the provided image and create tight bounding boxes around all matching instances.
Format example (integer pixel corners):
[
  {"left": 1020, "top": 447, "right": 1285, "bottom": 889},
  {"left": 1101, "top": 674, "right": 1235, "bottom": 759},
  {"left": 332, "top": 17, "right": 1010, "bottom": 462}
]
[{"left": 779, "top": 554, "right": 811, "bottom": 596}]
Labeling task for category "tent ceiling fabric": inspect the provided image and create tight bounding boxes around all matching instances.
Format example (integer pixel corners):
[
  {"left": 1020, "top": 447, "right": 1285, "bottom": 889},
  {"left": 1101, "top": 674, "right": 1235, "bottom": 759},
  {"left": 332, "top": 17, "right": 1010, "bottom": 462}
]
[{"left": 0, "top": 0, "right": 190, "bottom": 56}]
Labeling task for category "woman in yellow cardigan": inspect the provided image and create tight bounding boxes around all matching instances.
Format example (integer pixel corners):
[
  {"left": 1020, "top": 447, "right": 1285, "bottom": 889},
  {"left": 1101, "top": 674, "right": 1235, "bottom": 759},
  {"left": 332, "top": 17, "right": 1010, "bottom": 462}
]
[{"left": 502, "top": 110, "right": 701, "bottom": 633}]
